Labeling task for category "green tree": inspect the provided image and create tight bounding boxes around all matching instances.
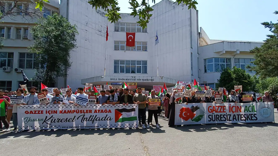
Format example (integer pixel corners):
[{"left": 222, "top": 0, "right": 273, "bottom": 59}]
[
  {"left": 249, "top": 11, "right": 278, "bottom": 78},
  {"left": 218, "top": 67, "right": 254, "bottom": 92},
  {"left": 30, "top": 14, "right": 78, "bottom": 86}
]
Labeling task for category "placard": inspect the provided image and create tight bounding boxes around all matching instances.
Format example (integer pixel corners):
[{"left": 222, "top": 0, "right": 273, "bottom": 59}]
[
  {"left": 20, "top": 84, "right": 29, "bottom": 95},
  {"left": 242, "top": 94, "right": 253, "bottom": 102},
  {"left": 9, "top": 96, "right": 24, "bottom": 105},
  {"left": 218, "top": 87, "right": 224, "bottom": 94},
  {"left": 103, "top": 85, "right": 113, "bottom": 90},
  {"left": 38, "top": 93, "right": 49, "bottom": 105},
  {"left": 184, "top": 90, "right": 191, "bottom": 97},
  {"left": 60, "top": 88, "right": 67, "bottom": 95},
  {"left": 195, "top": 91, "right": 206, "bottom": 98},
  {"left": 148, "top": 98, "right": 161, "bottom": 106},
  {"left": 153, "top": 85, "right": 163, "bottom": 93},
  {"left": 127, "top": 82, "right": 137, "bottom": 90},
  {"left": 205, "top": 90, "right": 212, "bottom": 97},
  {"left": 214, "top": 93, "right": 222, "bottom": 104},
  {"left": 88, "top": 95, "right": 96, "bottom": 104},
  {"left": 47, "top": 88, "right": 56, "bottom": 94},
  {"left": 234, "top": 85, "right": 243, "bottom": 93}
]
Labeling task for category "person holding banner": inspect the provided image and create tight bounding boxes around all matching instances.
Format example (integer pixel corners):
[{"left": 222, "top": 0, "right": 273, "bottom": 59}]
[
  {"left": 51, "top": 89, "right": 63, "bottom": 104},
  {"left": 108, "top": 89, "right": 119, "bottom": 105},
  {"left": 64, "top": 89, "right": 76, "bottom": 104},
  {"left": 147, "top": 90, "right": 160, "bottom": 128},
  {"left": 120, "top": 88, "right": 133, "bottom": 105},
  {"left": 228, "top": 90, "right": 238, "bottom": 103},
  {"left": 133, "top": 87, "right": 147, "bottom": 128},
  {"left": 23, "top": 86, "right": 40, "bottom": 105},
  {"left": 11, "top": 88, "right": 24, "bottom": 132},
  {"left": 97, "top": 90, "right": 110, "bottom": 105},
  {"left": 75, "top": 87, "right": 88, "bottom": 106},
  {"left": 0, "top": 89, "right": 10, "bottom": 131},
  {"left": 42, "top": 88, "right": 53, "bottom": 102}
]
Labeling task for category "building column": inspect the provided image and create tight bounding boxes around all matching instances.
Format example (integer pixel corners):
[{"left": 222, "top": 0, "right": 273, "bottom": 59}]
[
  {"left": 12, "top": 52, "right": 19, "bottom": 91},
  {"left": 11, "top": 27, "right": 15, "bottom": 39},
  {"left": 28, "top": 27, "right": 32, "bottom": 40},
  {"left": 21, "top": 28, "right": 24, "bottom": 40},
  {"left": 4, "top": 27, "right": 7, "bottom": 39}
]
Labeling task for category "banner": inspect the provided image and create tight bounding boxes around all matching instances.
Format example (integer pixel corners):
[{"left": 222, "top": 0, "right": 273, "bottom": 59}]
[
  {"left": 175, "top": 102, "right": 274, "bottom": 125},
  {"left": 10, "top": 96, "right": 24, "bottom": 105},
  {"left": 17, "top": 104, "right": 139, "bottom": 131},
  {"left": 127, "top": 82, "right": 137, "bottom": 90}
]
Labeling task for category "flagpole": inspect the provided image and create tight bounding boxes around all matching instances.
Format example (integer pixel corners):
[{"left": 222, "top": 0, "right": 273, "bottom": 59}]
[{"left": 104, "top": 25, "right": 108, "bottom": 78}]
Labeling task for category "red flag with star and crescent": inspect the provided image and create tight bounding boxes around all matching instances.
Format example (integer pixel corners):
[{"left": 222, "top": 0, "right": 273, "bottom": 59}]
[{"left": 126, "top": 32, "right": 135, "bottom": 47}]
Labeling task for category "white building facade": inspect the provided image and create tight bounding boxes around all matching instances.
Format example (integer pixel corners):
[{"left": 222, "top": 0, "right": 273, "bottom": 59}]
[{"left": 0, "top": 0, "right": 263, "bottom": 91}]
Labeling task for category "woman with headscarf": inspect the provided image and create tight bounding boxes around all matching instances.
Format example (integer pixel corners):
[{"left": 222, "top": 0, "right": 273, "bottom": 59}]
[
  {"left": 163, "top": 93, "right": 170, "bottom": 118},
  {"left": 168, "top": 91, "right": 177, "bottom": 127}
]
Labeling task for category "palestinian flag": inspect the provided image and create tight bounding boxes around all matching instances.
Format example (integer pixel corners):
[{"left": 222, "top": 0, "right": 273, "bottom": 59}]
[
  {"left": 163, "top": 83, "right": 167, "bottom": 94},
  {"left": 257, "top": 97, "right": 262, "bottom": 102},
  {"left": 115, "top": 108, "right": 137, "bottom": 122},
  {"left": 67, "top": 85, "right": 70, "bottom": 89},
  {"left": 175, "top": 97, "right": 182, "bottom": 104},
  {"left": 0, "top": 99, "right": 6, "bottom": 117},
  {"left": 193, "top": 79, "right": 202, "bottom": 91},
  {"left": 74, "top": 90, "right": 77, "bottom": 95},
  {"left": 186, "top": 84, "right": 191, "bottom": 90},
  {"left": 223, "top": 89, "right": 227, "bottom": 102},
  {"left": 235, "top": 88, "right": 241, "bottom": 93},
  {"left": 93, "top": 86, "right": 99, "bottom": 95},
  {"left": 204, "top": 85, "right": 208, "bottom": 90},
  {"left": 41, "top": 83, "right": 47, "bottom": 90},
  {"left": 122, "top": 82, "right": 128, "bottom": 89},
  {"left": 158, "top": 87, "right": 163, "bottom": 96}
]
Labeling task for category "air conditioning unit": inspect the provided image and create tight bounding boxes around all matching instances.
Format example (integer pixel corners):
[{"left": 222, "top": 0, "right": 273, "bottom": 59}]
[
  {"left": 3, "top": 66, "right": 12, "bottom": 73},
  {"left": 15, "top": 68, "right": 23, "bottom": 73}
]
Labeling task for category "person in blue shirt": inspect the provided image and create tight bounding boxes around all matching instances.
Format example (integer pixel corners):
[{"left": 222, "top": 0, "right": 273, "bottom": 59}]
[
  {"left": 97, "top": 90, "right": 109, "bottom": 105},
  {"left": 23, "top": 86, "right": 40, "bottom": 105}
]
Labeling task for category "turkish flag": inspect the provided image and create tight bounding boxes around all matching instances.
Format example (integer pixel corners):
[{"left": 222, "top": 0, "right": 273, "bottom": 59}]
[{"left": 126, "top": 32, "right": 135, "bottom": 47}]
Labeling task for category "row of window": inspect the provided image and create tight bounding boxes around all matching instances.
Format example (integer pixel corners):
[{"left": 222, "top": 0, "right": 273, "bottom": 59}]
[
  {"left": 0, "top": 2, "right": 57, "bottom": 17},
  {"left": 204, "top": 58, "right": 255, "bottom": 74},
  {"left": 0, "top": 81, "right": 38, "bottom": 92},
  {"left": 114, "top": 22, "right": 147, "bottom": 33},
  {"left": 0, "top": 52, "right": 37, "bottom": 69},
  {"left": 114, "top": 41, "right": 147, "bottom": 51},
  {"left": 114, "top": 60, "right": 147, "bottom": 74},
  {"left": 0, "top": 27, "right": 29, "bottom": 40}
]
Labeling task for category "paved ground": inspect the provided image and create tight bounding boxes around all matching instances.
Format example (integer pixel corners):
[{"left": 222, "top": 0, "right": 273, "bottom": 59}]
[{"left": 1, "top": 110, "right": 278, "bottom": 156}]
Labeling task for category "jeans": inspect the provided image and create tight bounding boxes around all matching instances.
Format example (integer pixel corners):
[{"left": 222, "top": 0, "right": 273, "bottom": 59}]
[
  {"left": 148, "top": 110, "right": 158, "bottom": 125},
  {"left": 12, "top": 113, "right": 18, "bottom": 130},
  {"left": 0, "top": 116, "right": 9, "bottom": 129},
  {"left": 138, "top": 108, "right": 146, "bottom": 125}
]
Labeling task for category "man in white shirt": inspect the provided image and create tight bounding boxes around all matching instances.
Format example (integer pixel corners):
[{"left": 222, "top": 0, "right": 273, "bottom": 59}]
[
  {"left": 42, "top": 88, "right": 53, "bottom": 102},
  {"left": 75, "top": 87, "right": 88, "bottom": 106},
  {"left": 64, "top": 88, "right": 76, "bottom": 104}
]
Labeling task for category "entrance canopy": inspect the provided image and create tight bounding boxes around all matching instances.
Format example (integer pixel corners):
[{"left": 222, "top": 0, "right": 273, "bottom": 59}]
[{"left": 81, "top": 75, "right": 177, "bottom": 90}]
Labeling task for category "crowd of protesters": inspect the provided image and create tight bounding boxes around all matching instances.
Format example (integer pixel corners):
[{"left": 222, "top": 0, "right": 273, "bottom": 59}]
[{"left": 0, "top": 86, "right": 275, "bottom": 132}]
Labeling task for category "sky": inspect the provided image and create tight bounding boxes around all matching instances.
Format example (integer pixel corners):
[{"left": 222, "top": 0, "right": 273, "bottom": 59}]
[{"left": 118, "top": 0, "right": 278, "bottom": 42}]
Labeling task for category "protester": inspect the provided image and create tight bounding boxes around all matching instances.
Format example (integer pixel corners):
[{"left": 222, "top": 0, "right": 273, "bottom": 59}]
[
  {"left": 0, "top": 89, "right": 10, "bottom": 131},
  {"left": 119, "top": 88, "right": 124, "bottom": 97},
  {"left": 51, "top": 88, "right": 63, "bottom": 104},
  {"left": 130, "top": 90, "right": 135, "bottom": 98},
  {"left": 75, "top": 87, "right": 88, "bottom": 106},
  {"left": 108, "top": 89, "right": 119, "bottom": 105},
  {"left": 120, "top": 88, "right": 133, "bottom": 104},
  {"left": 147, "top": 90, "right": 160, "bottom": 128},
  {"left": 105, "top": 90, "right": 111, "bottom": 96},
  {"left": 42, "top": 88, "right": 53, "bottom": 102},
  {"left": 133, "top": 87, "right": 147, "bottom": 128},
  {"left": 23, "top": 86, "right": 40, "bottom": 105},
  {"left": 64, "top": 89, "right": 76, "bottom": 104},
  {"left": 229, "top": 90, "right": 238, "bottom": 102},
  {"left": 12, "top": 88, "right": 24, "bottom": 132},
  {"left": 163, "top": 93, "right": 170, "bottom": 118},
  {"left": 97, "top": 90, "right": 109, "bottom": 105},
  {"left": 263, "top": 91, "right": 273, "bottom": 102},
  {"left": 168, "top": 91, "right": 177, "bottom": 127}
]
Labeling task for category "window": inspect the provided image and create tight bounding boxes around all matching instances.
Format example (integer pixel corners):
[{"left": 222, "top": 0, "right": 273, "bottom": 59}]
[
  {"left": 16, "top": 28, "right": 21, "bottom": 39},
  {"left": 0, "top": 52, "right": 13, "bottom": 68},
  {"left": 114, "top": 22, "right": 147, "bottom": 33},
  {"left": 7, "top": 28, "right": 11, "bottom": 39},
  {"left": 114, "top": 60, "right": 147, "bottom": 74},
  {"left": 23, "top": 28, "right": 28, "bottom": 39},
  {"left": 0, "top": 81, "right": 12, "bottom": 91},
  {"left": 18, "top": 81, "right": 39, "bottom": 91},
  {"left": 24, "top": 4, "right": 29, "bottom": 15},
  {"left": 234, "top": 58, "right": 255, "bottom": 74},
  {"left": 204, "top": 58, "right": 231, "bottom": 73},
  {"left": 114, "top": 41, "right": 147, "bottom": 51},
  {"left": 43, "top": 8, "right": 51, "bottom": 18},
  {"left": 19, "top": 53, "right": 38, "bottom": 69},
  {"left": 0, "top": 27, "right": 4, "bottom": 37},
  {"left": 17, "top": 4, "right": 23, "bottom": 15}
]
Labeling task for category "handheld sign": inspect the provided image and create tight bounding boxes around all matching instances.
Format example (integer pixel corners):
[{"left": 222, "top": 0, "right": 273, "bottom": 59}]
[
  {"left": 215, "top": 93, "right": 222, "bottom": 104},
  {"left": 205, "top": 90, "right": 212, "bottom": 97},
  {"left": 88, "top": 95, "right": 96, "bottom": 104},
  {"left": 184, "top": 90, "right": 191, "bottom": 97},
  {"left": 38, "top": 93, "right": 49, "bottom": 105},
  {"left": 234, "top": 85, "right": 242, "bottom": 94},
  {"left": 195, "top": 91, "right": 206, "bottom": 98},
  {"left": 60, "top": 88, "right": 67, "bottom": 95},
  {"left": 9, "top": 96, "right": 24, "bottom": 105},
  {"left": 218, "top": 87, "right": 224, "bottom": 94},
  {"left": 242, "top": 94, "right": 253, "bottom": 102},
  {"left": 148, "top": 98, "right": 161, "bottom": 110}
]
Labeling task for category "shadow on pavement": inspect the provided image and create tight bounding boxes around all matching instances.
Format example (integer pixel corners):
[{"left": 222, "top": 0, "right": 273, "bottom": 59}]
[{"left": 172, "top": 122, "right": 278, "bottom": 132}]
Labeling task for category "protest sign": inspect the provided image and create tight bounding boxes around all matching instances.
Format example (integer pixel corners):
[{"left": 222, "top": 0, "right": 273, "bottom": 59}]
[
  {"left": 60, "top": 88, "right": 67, "bottom": 95},
  {"left": 38, "top": 93, "right": 49, "bottom": 105},
  {"left": 215, "top": 93, "right": 222, "bottom": 104},
  {"left": 195, "top": 91, "right": 206, "bottom": 98},
  {"left": 153, "top": 85, "right": 163, "bottom": 93},
  {"left": 104, "top": 85, "right": 113, "bottom": 90},
  {"left": 148, "top": 98, "right": 161, "bottom": 110},
  {"left": 20, "top": 84, "right": 29, "bottom": 95},
  {"left": 205, "top": 90, "right": 212, "bottom": 97},
  {"left": 88, "top": 95, "right": 96, "bottom": 104},
  {"left": 47, "top": 88, "right": 56, "bottom": 94},
  {"left": 9, "top": 96, "right": 24, "bottom": 105},
  {"left": 184, "top": 90, "right": 191, "bottom": 97},
  {"left": 218, "top": 87, "right": 224, "bottom": 94},
  {"left": 127, "top": 82, "right": 137, "bottom": 90},
  {"left": 234, "top": 85, "right": 242, "bottom": 93},
  {"left": 242, "top": 94, "right": 253, "bottom": 102}
]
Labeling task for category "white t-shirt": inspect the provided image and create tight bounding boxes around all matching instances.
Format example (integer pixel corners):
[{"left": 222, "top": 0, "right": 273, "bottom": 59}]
[
  {"left": 46, "top": 94, "right": 53, "bottom": 102},
  {"left": 76, "top": 93, "right": 88, "bottom": 106}
]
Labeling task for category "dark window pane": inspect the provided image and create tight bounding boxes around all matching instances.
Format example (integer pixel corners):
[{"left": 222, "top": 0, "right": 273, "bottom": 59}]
[
  {"left": 120, "top": 60, "right": 125, "bottom": 65},
  {"left": 6, "top": 81, "right": 12, "bottom": 87},
  {"left": 126, "top": 65, "right": 131, "bottom": 73},
  {"left": 27, "top": 53, "right": 33, "bottom": 58},
  {"left": 26, "top": 60, "right": 33, "bottom": 68},
  {"left": 214, "top": 58, "right": 219, "bottom": 63},
  {"left": 207, "top": 64, "right": 213, "bottom": 72},
  {"left": 131, "top": 65, "right": 136, "bottom": 73},
  {"left": 137, "top": 61, "right": 141, "bottom": 65},
  {"left": 0, "top": 52, "right": 7, "bottom": 58},
  {"left": 8, "top": 53, "right": 14, "bottom": 58},
  {"left": 114, "top": 65, "right": 119, "bottom": 73},
  {"left": 226, "top": 64, "right": 231, "bottom": 69},
  {"left": 131, "top": 61, "right": 136, "bottom": 65},
  {"left": 137, "top": 66, "right": 141, "bottom": 73},
  {"left": 220, "top": 58, "right": 225, "bottom": 63},
  {"left": 7, "top": 59, "right": 13, "bottom": 67},
  {"left": 142, "top": 66, "right": 147, "bottom": 73},
  {"left": 19, "top": 53, "right": 25, "bottom": 58},
  {"left": 142, "top": 61, "right": 147, "bottom": 65},
  {"left": 215, "top": 63, "right": 219, "bottom": 72},
  {"left": 207, "top": 58, "right": 213, "bottom": 63},
  {"left": 114, "top": 60, "right": 119, "bottom": 65},
  {"left": 0, "top": 81, "right": 5, "bottom": 87},
  {"left": 19, "top": 59, "right": 25, "bottom": 68},
  {"left": 226, "top": 58, "right": 231, "bottom": 64},
  {"left": 120, "top": 66, "right": 125, "bottom": 73},
  {"left": 126, "top": 60, "right": 130, "bottom": 65},
  {"left": 0, "top": 59, "right": 6, "bottom": 67}
]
